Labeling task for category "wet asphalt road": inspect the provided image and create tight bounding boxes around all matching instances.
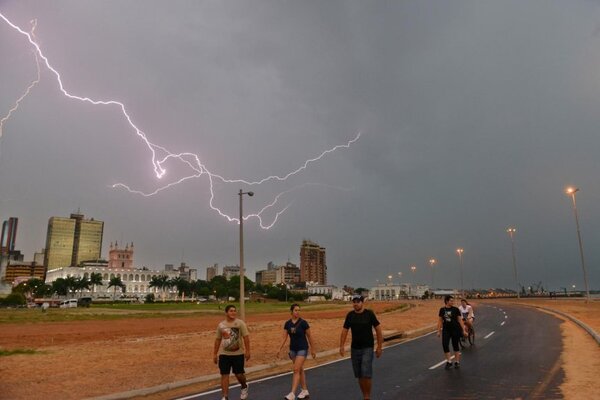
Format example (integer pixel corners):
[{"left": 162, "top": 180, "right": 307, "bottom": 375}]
[{"left": 180, "top": 303, "right": 563, "bottom": 400}]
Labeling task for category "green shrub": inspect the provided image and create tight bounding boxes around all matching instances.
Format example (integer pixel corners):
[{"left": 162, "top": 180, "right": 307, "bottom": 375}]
[
  {"left": 145, "top": 293, "right": 155, "bottom": 303},
  {"left": 1, "top": 292, "right": 26, "bottom": 307}
]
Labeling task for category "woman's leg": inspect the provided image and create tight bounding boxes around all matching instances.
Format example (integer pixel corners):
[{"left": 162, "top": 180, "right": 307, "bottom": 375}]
[{"left": 291, "top": 355, "right": 306, "bottom": 393}]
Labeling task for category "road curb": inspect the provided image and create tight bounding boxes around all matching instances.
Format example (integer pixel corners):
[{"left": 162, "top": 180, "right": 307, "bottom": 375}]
[
  {"left": 85, "top": 323, "right": 437, "bottom": 400},
  {"left": 521, "top": 304, "right": 600, "bottom": 346}
]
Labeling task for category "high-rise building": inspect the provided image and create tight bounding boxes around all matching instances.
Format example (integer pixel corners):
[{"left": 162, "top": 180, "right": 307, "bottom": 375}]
[
  {"left": 206, "top": 264, "right": 219, "bottom": 281},
  {"left": 1, "top": 217, "right": 18, "bottom": 256},
  {"left": 44, "top": 213, "right": 104, "bottom": 269},
  {"left": 222, "top": 265, "right": 240, "bottom": 280},
  {"left": 70, "top": 213, "right": 104, "bottom": 266},
  {"left": 44, "top": 217, "right": 76, "bottom": 269},
  {"left": 300, "top": 240, "right": 327, "bottom": 285}
]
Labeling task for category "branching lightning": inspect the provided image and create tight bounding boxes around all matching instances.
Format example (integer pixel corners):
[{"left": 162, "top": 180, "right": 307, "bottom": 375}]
[
  {"left": 0, "top": 19, "right": 40, "bottom": 139},
  {"left": 0, "top": 12, "right": 360, "bottom": 229}
]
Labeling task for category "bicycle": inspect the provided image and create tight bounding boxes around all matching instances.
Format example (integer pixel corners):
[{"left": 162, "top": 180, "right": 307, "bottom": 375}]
[{"left": 460, "top": 321, "right": 475, "bottom": 348}]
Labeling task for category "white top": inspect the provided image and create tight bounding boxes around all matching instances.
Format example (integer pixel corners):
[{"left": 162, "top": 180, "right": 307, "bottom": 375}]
[{"left": 458, "top": 304, "right": 474, "bottom": 319}]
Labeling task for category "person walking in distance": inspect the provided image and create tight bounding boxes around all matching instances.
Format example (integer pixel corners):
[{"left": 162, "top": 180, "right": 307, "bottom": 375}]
[
  {"left": 339, "top": 294, "right": 383, "bottom": 400},
  {"left": 213, "top": 305, "right": 251, "bottom": 400},
  {"left": 437, "top": 295, "right": 468, "bottom": 369},
  {"left": 277, "top": 303, "right": 317, "bottom": 400}
]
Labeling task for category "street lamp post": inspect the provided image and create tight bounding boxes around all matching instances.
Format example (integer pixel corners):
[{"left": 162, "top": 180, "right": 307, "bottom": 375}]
[
  {"left": 456, "top": 248, "right": 464, "bottom": 298},
  {"left": 429, "top": 258, "right": 436, "bottom": 290},
  {"left": 506, "top": 227, "right": 519, "bottom": 298},
  {"left": 238, "top": 189, "right": 254, "bottom": 320},
  {"left": 565, "top": 187, "right": 591, "bottom": 302}
]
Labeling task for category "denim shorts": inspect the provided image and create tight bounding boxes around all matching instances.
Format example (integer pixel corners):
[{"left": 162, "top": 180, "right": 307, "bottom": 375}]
[
  {"left": 350, "top": 347, "right": 374, "bottom": 378},
  {"left": 289, "top": 349, "right": 308, "bottom": 359}
]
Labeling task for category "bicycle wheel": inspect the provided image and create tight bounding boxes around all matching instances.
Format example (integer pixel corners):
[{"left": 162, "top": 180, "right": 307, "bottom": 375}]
[{"left": 467, "top": 327, "right": 475, "bottom": 345}]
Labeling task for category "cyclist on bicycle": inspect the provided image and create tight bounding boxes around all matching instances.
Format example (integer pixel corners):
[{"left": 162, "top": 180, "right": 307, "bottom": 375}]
[{"left": 459, "top": 299, "right": 474, "bottom": 332}]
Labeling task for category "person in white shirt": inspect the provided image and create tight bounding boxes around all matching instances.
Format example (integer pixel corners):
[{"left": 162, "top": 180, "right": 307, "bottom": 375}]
[{"left": 458, "top": 299, "right": 475, "bottom": 332}]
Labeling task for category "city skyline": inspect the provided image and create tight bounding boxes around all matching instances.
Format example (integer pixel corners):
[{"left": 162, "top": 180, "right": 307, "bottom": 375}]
[{"left": 1, "top": 1, "right": 599, "bottom": 291}]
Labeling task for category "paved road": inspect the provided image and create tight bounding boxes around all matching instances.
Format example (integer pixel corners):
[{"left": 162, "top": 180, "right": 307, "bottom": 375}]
[{"left": 181, "top": 303, "right": 563, "bottom": 400}]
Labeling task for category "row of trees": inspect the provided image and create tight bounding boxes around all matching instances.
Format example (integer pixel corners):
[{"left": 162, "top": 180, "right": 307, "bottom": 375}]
[
  {"left": 14, "top": 273, "right": 126, "bottom": 300},
  {"left": 11, "top": 274, "right": 312, "bottom": 302}
]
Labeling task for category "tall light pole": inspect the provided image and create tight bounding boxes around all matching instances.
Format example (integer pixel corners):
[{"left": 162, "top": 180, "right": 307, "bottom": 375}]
[
  {"left": 456, "top": 248, "right": 464, "bottom": 298},
  {"left": 429, "top": 258, "right": 436, "bottom": 290},
  {"left": 565, "top": 187, "right": 590, "bottom": 302},
  {"left": 506, "top": 227, "right": 519, "bottom": 298},
  {"left": 238, "top": 189, "right": 254, "bottom": 320}
]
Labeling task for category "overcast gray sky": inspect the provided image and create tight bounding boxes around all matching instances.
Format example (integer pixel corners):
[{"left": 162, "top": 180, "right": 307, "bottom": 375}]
[{"left": 1, "top": 0, "right": 599, "bottom": 291}]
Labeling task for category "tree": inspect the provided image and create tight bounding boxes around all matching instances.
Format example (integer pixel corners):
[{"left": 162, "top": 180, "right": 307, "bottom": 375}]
[
  {"left": 108, "top": 276, "right": 125, "bottom": 300},
  {"left": 149, "top": 275, "right": 170, "bottom": 302},
  {"left": 74, "top": 276, "right": 91, "bottom": 297},
  {"left": 64, "top": 276, "right": 78, "bottom": 297},
  {"left": 89, "top": 272, "right": 104, "bottom": 295},
  {"left": 170, "top": 277, "right": 190, "bottom": 300},
  {"left": 51, "top": 278, "right": 69, "bottom": 296}
]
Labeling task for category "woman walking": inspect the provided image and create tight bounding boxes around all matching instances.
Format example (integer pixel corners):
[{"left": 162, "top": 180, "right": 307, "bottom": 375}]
[{"left": 277, "top": 303, "right": 316, "bottom": 400}]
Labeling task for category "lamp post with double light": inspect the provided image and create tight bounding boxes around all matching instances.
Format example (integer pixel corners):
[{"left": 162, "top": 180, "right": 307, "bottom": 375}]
[
  {"left": 456, "top": 248, "right": 464, "bottom": 298},
  {"left": 429, "top": 258, "right": 436, "bottom": 290},
  {"left": 565, "top": 187, "right": 590, "bottom": 302},
  {"left": 506, "top": 227, "right": 519, "bottom": 298},
  {"left": 238, "top": 189, "right": 254, "bottom": 320}
]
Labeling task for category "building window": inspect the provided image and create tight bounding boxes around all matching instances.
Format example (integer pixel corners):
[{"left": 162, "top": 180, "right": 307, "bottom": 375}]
[
  {"left": 135, "top": 274, "right": 139, "bottom": 281},
  {"left": 110, "top": 273, "right": 115, "bottom": 279},
  {"left": 103, "top": 273, "right": 108, "bottom": 280},
  {"left": 129, "top": 274, "right": 133, "bottom": 281}
]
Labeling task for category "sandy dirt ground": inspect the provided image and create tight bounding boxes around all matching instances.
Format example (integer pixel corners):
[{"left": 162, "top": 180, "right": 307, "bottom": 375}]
[{"left": 0, "top": 299, "right": 597, "bottom": 400}]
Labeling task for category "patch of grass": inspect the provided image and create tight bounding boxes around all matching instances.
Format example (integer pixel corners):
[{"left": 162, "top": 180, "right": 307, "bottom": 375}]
[
  {"left": 0, "top": 348, "right": 39, "bottom": 356},
  {"left": 0, "top": 301, "right": 406, "bottom": 324}
]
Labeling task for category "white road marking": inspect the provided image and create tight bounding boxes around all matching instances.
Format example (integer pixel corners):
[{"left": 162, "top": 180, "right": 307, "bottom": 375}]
[
  {"left": 501, "top": 321, "right": 505, "bottom": 326},
  {"left": 429, "top": 355, "right": 455, "bottom": 370},
  {"left": 484, "top": 331, "right": 495, "bottom": 339},
  {"left": 505, "top": 315, "right": 508, "bottom": 319}
]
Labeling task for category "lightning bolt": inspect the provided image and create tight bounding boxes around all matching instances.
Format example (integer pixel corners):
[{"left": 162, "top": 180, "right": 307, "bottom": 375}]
[
  {"left": 0, "top": 19, "right": 40, "bottom": 139},
  {"left": 0, "top": 12, "right": 360, "bottom": 229}
]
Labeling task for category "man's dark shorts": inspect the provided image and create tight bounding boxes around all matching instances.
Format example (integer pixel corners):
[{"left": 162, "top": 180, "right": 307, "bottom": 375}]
[
  {"left": 218, "top": 354, "right": 245, "bottom": 375},
  {"left": 351, "top": 347, "right": 374, "bottom": 378}
]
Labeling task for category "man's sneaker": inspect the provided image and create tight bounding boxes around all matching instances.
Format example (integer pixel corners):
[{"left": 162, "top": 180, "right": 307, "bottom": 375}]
[
  {"left": 454, "top": 362, "right": 460, "bottom": 369},
  {"left": 298, "top": 389, "right": 310, "bottom": 399},
  {"left": 444, "top": 362, "right": 452, "bottom": 370},
  {"left": 240, "top": 386, "right": 249, "bottom": 400},
  {"left": 284, "top": 392, "right": 295, "bottom": 400}
]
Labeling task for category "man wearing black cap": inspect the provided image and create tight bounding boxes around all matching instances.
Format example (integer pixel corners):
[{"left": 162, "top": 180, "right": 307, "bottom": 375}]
[{"left": 339, "top": 294, "right": 383, "bottom": 400}]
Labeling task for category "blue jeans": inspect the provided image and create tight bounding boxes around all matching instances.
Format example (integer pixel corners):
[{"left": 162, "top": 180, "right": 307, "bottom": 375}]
[
  {"left": 289, "top": 349, "right": 308, "bottom": 359},
  {"left": 351, "top": 347, "right": 374, "bottom": 378}
]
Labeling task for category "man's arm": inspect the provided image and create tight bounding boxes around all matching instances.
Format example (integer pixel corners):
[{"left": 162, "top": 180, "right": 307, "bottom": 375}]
[
  {"left": 213, "top": 338, "right": 221, "bottom": 364},
  {"left": 437, "top": 317, "right": 443, "bottom": 337},
  {"left": 339, "top": 328, "right": 349, "bottom": 356},
  {"left": 243, "top": 334, "right": 251, "bottom": 361},
  {"left": 374, "top": 324, "right": 383, "bottom": 358}
]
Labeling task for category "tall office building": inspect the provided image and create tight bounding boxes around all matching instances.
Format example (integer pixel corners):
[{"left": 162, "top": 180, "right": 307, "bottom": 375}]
[
  {"left": 206, "top": 264, "right": 218, "bottom": 281},
  {"left": 300, "top": 240, "right": 327, "bottom": 285},
  {"left": 70, "top": 213, "right": 104, "bottom": 266},
  {"left": 44, "top": 213, "right": 104, "bottom": 269},
  {"left": 1, "top": 217, "right": 18, "bottom": 256}
]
